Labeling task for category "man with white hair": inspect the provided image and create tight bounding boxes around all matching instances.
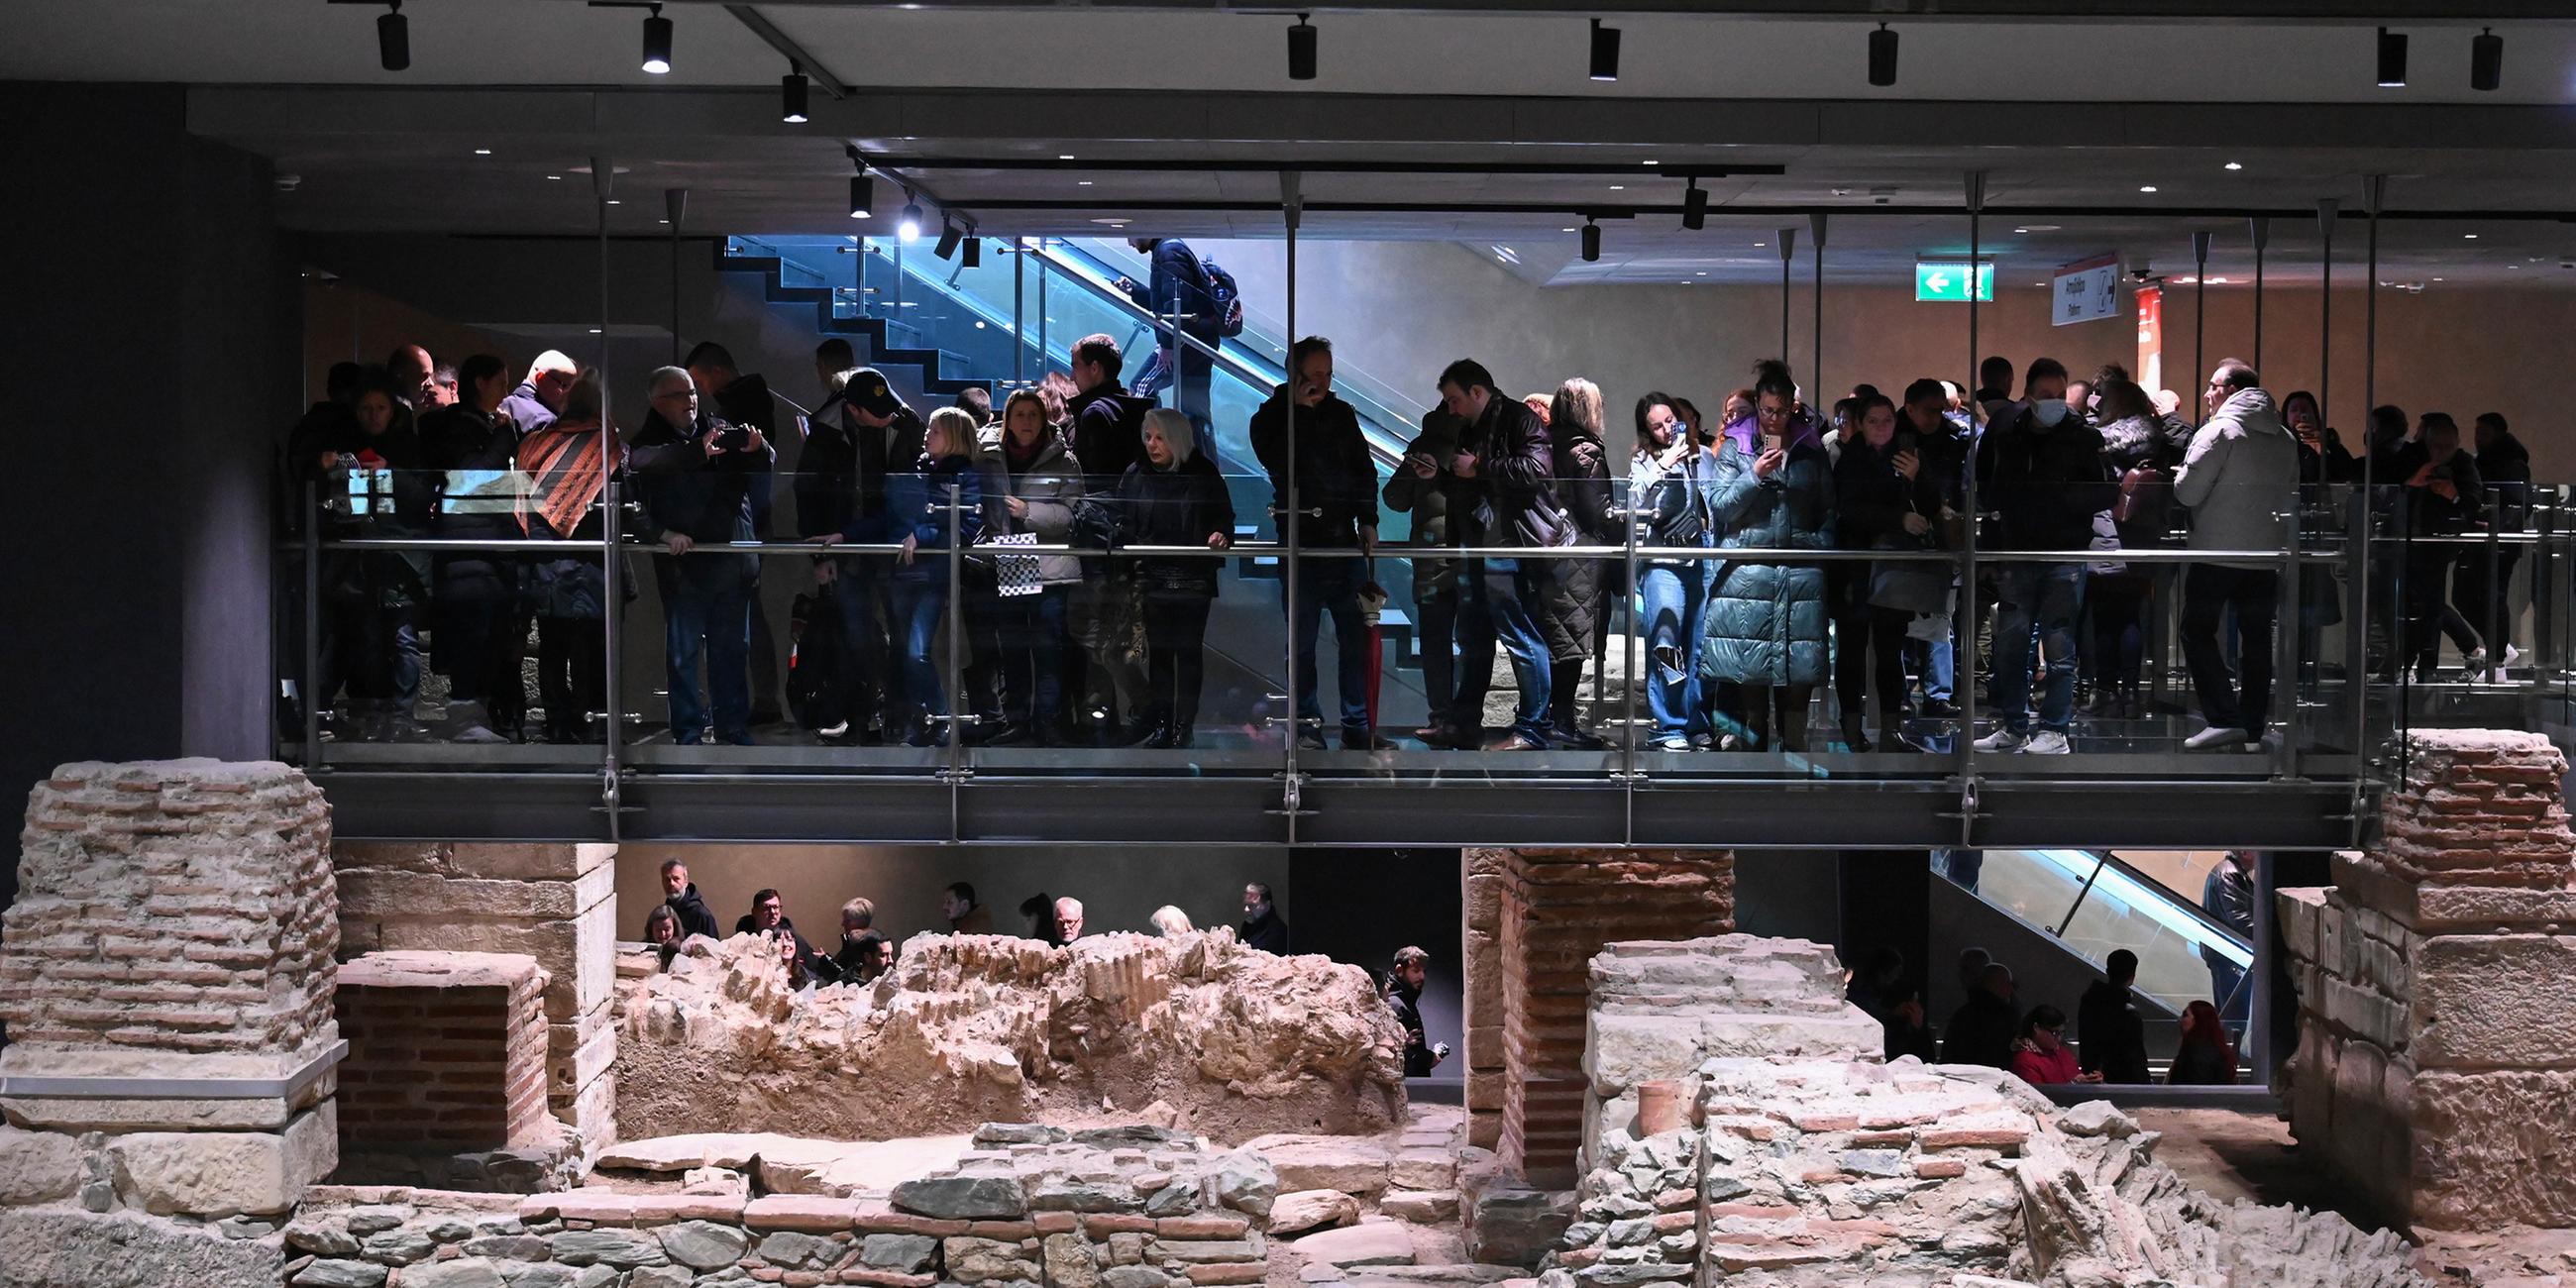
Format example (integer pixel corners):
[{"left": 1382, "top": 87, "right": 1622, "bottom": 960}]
[
  {"left": 1053, "top": 896, "right": 1086, "bottom": 942},
  {"left": 504, "top": 350, "right": 580, "bottom": 434}
]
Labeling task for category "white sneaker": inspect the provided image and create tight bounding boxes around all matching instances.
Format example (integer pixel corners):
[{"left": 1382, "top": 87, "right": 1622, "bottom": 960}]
[
  {"left": 2505, "top": 644, "right": 2524, "bottom": 669},
  {"left": 2023, "top": 730, "right": 2072, "bottom": 755},
  {"left": 2463, "top": 648, "right": 2491, "bottom": 681},
  {"left": 2183, "top": 725, "right": 2251, "bottom": 751},
  {"left": 1974, "top": 727, "right": 2029, "bottom": 753}
]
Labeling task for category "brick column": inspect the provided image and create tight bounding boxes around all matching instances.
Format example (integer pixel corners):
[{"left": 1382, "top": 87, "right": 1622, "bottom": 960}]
[
  {"left": 334, "top": 950, "right": 562, "bottom": 1188},
  {"left": 1466, "top": 849, "right": 1734, "bottom": 1189},
  {"left": 0, "top": 760, "right": 341, "bottom": 1285},
  {"left": 331, "top": 842, "right": 617, "bottom": 1147},
  {"left": 2278, "top": 728, "right": 2576, "bottom": 1230}
]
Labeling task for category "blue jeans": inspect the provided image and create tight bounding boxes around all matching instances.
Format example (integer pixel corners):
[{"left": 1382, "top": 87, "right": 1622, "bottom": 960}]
[
  {"left": 1924, "top": 633, "right": 1955, "bottom": 702},
  {"left": 1637, "top": 563, "right": 1707, "bottom": 738},
  {"left": 889, "top": 580, "right": 950, "bottom": 723},
  {"left": 1989, "top": 562, "right": 2084, "bottom": 736},
  {"left": 1456, "top": 557, "right": 1555, "bottom": 742},
  {"left": 666, "top": 577, "right": 752, "bottom": 742},
  {"left": 1292, "top": 556, "right": 1371, "bottom": 732},
  {"left": 996, "top": 585, "right": 1070, "bottom": 725}
]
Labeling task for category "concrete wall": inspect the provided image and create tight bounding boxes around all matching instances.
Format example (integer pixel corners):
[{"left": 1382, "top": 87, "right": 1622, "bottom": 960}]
[{"left": 0, "top": 83, "right": 290, "bottom": 912}]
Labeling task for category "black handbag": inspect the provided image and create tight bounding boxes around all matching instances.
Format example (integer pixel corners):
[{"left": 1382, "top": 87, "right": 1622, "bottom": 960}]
[{"left": 1867, "top": 531, "right": 1950, "bottom": 616}]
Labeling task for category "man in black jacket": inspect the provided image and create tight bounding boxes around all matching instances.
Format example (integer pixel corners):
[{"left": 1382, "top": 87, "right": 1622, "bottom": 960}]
[
  {"left": 1252, "top": 336, "right": 1386, "bottom": 751},
  {"left": 1385, "top": 946, "right": 1448, "bottom": 1078},
  {"left": 1386, "top": 406, "right": 1469, "bottom": 747},
  {"left": 418, "top": 353, "right": 527, "bottom": 744},
  {"left": 687, "top": 342, "right": 785, "bottom": 727},
  {"left": 631, "top": 366, "right": 771, "bottom": 746},
  {"left": 1239, "top": 883, "right": 1289, "bottom": 953},
  {"left": 1973, "top": 358, "right": 2107, "bottom": 756},
  {"left": 2466, "top": 412, "right": 2531, "bottom": 675},
  {"left": 2202, "top": 851, "right": 2256, "bottom": 1033},
  {"left": 2077, "top": 949, "right": 2151, "bottom": 1084},
  {"left": 817, "top": 367, "right": 925, "bottom": 741},
  {"left": 1438, "top": 360, "right": 1564, "bottom": 751},
  {"left": 1940, "top": 961, "right": 2020, "bottom": 1069},
  {"left": 657, "top": 859, "right": 721, "bottom": 940}
]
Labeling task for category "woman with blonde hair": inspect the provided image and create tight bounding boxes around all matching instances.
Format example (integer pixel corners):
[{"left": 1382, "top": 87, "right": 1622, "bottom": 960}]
[
  {"left": 883, "top": 406, "right": 984, "bottom": 744},
  {"left": 1148, "top": 905, "right": 1194, "bottom": 935},
  {"left": 1114, "top": 408, "right": 1234, "bottom": 748},
  {"left": 1539, "top": 378, "right": 1615, "bottom": 749}
]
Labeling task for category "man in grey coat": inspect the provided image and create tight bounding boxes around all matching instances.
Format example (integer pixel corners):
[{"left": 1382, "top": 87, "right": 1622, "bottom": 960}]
[{"left": 2173, "top": 360, "right": 2300, "bottom": 750}]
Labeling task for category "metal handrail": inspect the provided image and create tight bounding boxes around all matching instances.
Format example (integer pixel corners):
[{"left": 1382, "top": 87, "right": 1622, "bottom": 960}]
[{"left": 313, "top": 534, "right": 2361, "bottom": 564}]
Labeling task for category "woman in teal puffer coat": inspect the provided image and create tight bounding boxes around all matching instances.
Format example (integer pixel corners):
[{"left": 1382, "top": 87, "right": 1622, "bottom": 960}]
[{"left": 1698, "top": 366, "right": 1835, "bottom": 752}]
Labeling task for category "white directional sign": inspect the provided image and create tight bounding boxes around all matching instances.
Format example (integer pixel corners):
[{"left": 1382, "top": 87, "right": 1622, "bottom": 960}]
[{"left": 2053, "top": 255, "right": 2121, "bottom": 326}]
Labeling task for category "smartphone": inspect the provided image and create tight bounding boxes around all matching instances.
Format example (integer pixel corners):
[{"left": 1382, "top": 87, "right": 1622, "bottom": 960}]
[{"left": 1762, "top": 430, "right": 1784, "bottom": 455}]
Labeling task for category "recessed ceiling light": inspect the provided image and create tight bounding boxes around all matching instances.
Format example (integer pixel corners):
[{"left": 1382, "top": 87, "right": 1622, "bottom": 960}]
[
  {"left": 1754, "top": 241, "right": 1766, "bottom": 247},
  {"left": 2463, "top": 233, "right": 2478, "bottom": 239},
  {"left": 1077, "top": 180, "right": 1093, "bottom": 186},
  {"left": 2139, "top": 185, "right": 2159, "bottom": 193},
  {"left": 1609, "top": 185, "right": 1625, "bottom": 191},
  {"left": 2207, "top": 275, "right": 2230, "bottom": 283},
  {"left": 606, "top": 199, "right": 621, "bottom": 205},
  {"left": 658, "top": 219, "right": 670, "bottom": 225},
  {"left": 1091, "top": 217, "right": 1130, "bottom": 226},
  {"left": 2013, "top": 227, "right": 2030, "bottom": 234},
  {"left": 474, "top": 149, "right": 492, "bottom": 157},
  {"left": 2224, "top": 161, "right": 2243, "bottom": 170},
  {"left": 546, "top": 174, "right": 562, "bottom": 180},
  {"left": 1560, "top": 227, "right": 1576, "bottom": 233},
  {"left": 1058, "top": 154, "right": 1076, "bottom": 161},
  {"left": 588, "top": 328, "right": 603, "bottom": 334},
  {"left": 1642, "top": 160, "right": 1659, "bottom": 166},
  {"left": 2176, "top": 275, "right": 2198, "bottom": 283},
  {"left": 2433, "top": 276, "right": 2445, "bottom": 281},
  {"left": 1695, "top": 270, "right": 1707, "bottom": 276}
]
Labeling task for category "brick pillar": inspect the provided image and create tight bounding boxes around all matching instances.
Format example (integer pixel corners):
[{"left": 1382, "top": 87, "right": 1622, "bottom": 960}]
[
  {"left": 336, "top": 951, "right": 553, "bottom": 1158},
  {"left": 331, "top": 842, "right": 616, "bottom": 1147},
  {"left": 1468, "top": 848, "right": 1734, "bottom": 1188},
  {"left": 0, "top": 760, "right": 340, "bottom": 1283},
  {"left": 2278, "top": 729, "right": 2576, "bottom": 1230}
]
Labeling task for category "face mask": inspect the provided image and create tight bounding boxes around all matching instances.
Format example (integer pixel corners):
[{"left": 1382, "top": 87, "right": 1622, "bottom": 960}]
[{"left": 2032, "top": 398, "right": 2070, "bottom": 427}]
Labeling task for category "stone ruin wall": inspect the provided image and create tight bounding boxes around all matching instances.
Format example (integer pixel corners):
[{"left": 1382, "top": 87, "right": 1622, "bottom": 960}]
[
  {"left": 2277, "top": 727, "right": 2576, "bottom": 1232},
  {"left": 0, "top": 760, "right": 343, "bottom": 1288},
  {"left": 1550, "top": 934, "right": 2430, "bottom": 1288},
  {"left": 610, "top": 926, "right": 1409, "bottom": 1146},
  {"left": 1461, "top": 849, "right": 1735, "bottom": 1182},
  {"left": 282, "top": 1122, "right": 1285, "bottom": 1288}
]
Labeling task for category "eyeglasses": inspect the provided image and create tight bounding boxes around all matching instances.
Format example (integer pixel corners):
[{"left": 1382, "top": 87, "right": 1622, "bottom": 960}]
[{"left": 1756, "top": 405, "right": 1791, "bottom": 420}]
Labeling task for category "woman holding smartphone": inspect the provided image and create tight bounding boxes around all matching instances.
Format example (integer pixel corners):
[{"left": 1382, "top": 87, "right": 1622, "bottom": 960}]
[{"left": 1699, "top": 361, "right": 1834, "bottom": 752}]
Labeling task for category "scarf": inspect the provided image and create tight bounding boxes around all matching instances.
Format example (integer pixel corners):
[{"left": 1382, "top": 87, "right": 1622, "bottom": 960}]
[{"left": 516, "top": 419, "right": 619, "bottom": 537}]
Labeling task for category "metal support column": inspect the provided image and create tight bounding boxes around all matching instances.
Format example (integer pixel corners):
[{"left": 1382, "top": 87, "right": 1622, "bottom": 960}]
[
  {"left": 1775, "top": 227, "right": 1797, "bottom": 368},
  {"left": 668, "top": 187, "right": 688, "bottom": 365},
  {"left": 1280, "top": 171, "right": 1306, "bottom": 839},
  {"left": 1809, "top": 212, "right": 1828, "bottom": 403},
  {"left": 2192, "top": 230, "right": 2212, "bottom": 420},
  {"left": 594, "top": 157, "right": 623, "bottom": 840},
  {"left": 2248, "top": 216, "right": 2268, "bottom": 375},
  {"left": 1957, "top": 171, "right": 1986, "bottom": 848},
  {"left": 302, "top": 482, "right": 323, "bottom": 773}
]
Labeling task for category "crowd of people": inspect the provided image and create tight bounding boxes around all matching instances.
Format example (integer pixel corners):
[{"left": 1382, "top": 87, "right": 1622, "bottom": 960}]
[
  {"left": 286, "top": 319, "right": 2535, "bottom": 753},
  {"left": 638, "top": 862, "right": 1451, "bottom": 1076},
  {"left": 1847, "top": 936, "right": 2243, "bottom": 1088}
]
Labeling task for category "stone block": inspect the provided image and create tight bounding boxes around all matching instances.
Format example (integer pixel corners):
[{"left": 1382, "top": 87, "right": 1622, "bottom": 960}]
[
  {"left": 1289, "top": 1222, "right": 1415, "bottom": 1267},
  {"left": 2410, "top": 934, "right": 2576, "bottom": 1069},
  {"left": 1468, "top": 1188, "right": 1574, "bottom": 1268},
  {"left": 895, "top": 1174, "right": 1027, "bottom": 1220},
  {"left": 659, "top": 1220, "right": 754, "bottom": 1269},
  {"left": 111, "top": 1102, "right": 336, "bottom": 1217},
  {"left": 2411, "top": 1068, "right": 2576, "bottom": 1228},
  {"left": 0, "top": 1123, "right": 84, "bottom": 1204},
  {"left": 1379, "top": 1190, "right": 1459, "bottom": 1224},
  {"left": 0, "top": 1206, "right": 284, "bottom": 1288},
  {"left": 1238, "top": 1135, "right": 1390, "bottom": 1196},
  {"left": 1268, "top": 1190, "right": 1359, "bottom": 1235},
  {"left": 401, "top": 1259, "right": 507, "bottom": 1288}
]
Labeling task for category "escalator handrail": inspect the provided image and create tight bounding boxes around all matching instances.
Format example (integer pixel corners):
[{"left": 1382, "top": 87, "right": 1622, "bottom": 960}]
[
  {"left": 1054, "top": 238, "right": 1441, "bottom": 439},
  {"left": 1020, "top": 242, "right": 1415, "bottom": 472},
  {"left": 2080, "top": 849, "right": 2257, "bottom": 953}
]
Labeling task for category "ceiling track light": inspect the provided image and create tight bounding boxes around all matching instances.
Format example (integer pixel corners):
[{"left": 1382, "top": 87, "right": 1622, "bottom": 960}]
[
  {"left": 1287, "top": 14, "right": 1317, "bottom": 81},
  {"left": 962, "top": 236, "right": 982, "bottom": 269},
  {"left": 2472, "top": 27, "right": 2503, "bottom": 92},
  {"left": 641, "top": 3, "right": 672, "bottom": 74},
  {"left": 934, "top": 220, "right": 964, "bottom": 261},
  {"left": 1681, "top": 178, "right": 1707, "bottom": 231},
  {"left": 849, "top": 173, "right": 875, "bottom": 220},
  {"left": 376, "top": 0, "right": 408, "bottom": 71},
  {"left": 1580, "top": 217, "right": 1601, "bottom": 264},
  {"left": 2376, "top": 27, "right": 2407, "bottom": 88},
  {"left": 1589, "top": 19, "right": 1620, "bottom": 82},
  {"left": 1868, "top": 23, "right": 1898, "bottom": 87},
  {"left": 899, "top": 196, "right": 925, "bottom": 244},
  {"left": 782, "top": 65, "right": 809, "bottom": 123}
]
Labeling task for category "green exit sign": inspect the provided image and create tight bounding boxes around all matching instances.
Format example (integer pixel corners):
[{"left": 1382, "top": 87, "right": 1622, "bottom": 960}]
[{"left": 1915, "top": 262, "right": 1994, "bottom": 302}]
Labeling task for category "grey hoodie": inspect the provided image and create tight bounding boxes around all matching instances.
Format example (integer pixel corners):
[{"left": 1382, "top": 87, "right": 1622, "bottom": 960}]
[{"left": 2174, "top": 387, "right": 2299, "bottom": 567}]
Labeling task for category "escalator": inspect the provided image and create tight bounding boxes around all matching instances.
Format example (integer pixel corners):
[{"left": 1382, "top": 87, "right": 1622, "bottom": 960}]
[{"left": 1929, "top": 848, "right": 2254, "bottom": 1080}]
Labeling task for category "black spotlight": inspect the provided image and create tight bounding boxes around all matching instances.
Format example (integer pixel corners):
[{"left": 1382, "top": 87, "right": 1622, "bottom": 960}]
[
  {"left": 2377, "top": 27, "right": 2407, "bottom": 87},
  {"left": 782, "top": 68, "right": 809, "bottom": 123},
  {"left": 641, "top": 3, "right": 673, "bottom": 74},
  {"left": 961, "top": 237, "right": 982, "bottom": 269},
  {"left": 848, "top": 172, "right": 875, "bottom": 220},
  {"left": 1682, "top": 179, "right": 1707, "bottom": 231},
  {"left": 1581, "top": 218, "right": 1601, "bottom": 264},
  {"left": 376, "top": 1, "right": 408, "bottom": 71},
  {"left": 935, "top": 220, "right": 964, "bottom": 261},
  {"left": 1589, "top": 19, "right": 1620, "bottom": 82},
  {"left": 2472, "top": 28, "right": 2503, "bottom": 92},
  {"left": 1287, "top": 15, "right": 1317, "bottom": 81},
  {"left": 1868, "top": 23, "right": 1898, "bottom": 87}
]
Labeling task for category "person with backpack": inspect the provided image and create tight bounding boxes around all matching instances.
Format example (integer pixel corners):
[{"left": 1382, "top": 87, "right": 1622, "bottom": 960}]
[
  {"left": 1119, "top": 237, "right": 1232, "bottom": 436},
  {"left": 1066, "top": 334, "right": 1158, "bottom": 744}
]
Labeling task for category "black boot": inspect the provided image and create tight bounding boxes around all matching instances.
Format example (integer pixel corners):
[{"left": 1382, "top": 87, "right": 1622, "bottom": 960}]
[
  {"left": 1840, "top": 712, "right": 1875, "bottom": 753},
  {"left": 1550, "top": 665, "right": 1607, "bottom": 750}
]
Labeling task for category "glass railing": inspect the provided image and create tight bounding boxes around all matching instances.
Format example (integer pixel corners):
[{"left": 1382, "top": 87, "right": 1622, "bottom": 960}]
[
  {"left": 1937, "top": 847, "right": 2250, "bottom": 1023},
  {"left": 280, "top": 462, "right": 2576, "bottom": 780}
]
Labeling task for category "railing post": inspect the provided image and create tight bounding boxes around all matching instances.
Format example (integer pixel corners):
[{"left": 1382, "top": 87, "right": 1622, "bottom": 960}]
[
  {"left": 2275, "top": 504, "right": 2300, "bottom": 782},
  {"left": 1957, "top": 170, "right": 1985, "bottom": 847},
  {"left": 940, "top": 483, "right": 972, "bottom": 812},
  {"left": 303, "top": 481, "right": 324, "bottom": 773},
  {"left": 601, "top": 479, "right": 623, "bottom": 841}
]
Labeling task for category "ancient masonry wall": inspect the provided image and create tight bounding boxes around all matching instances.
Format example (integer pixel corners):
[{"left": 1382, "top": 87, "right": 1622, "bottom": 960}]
[
  {"left": 335, "top": 951, "right": 559, "bottom": 1185},
  {"left": 284, "top": 1123, "right": 1282, "bottom": 1288},
  {"left": 0, "top": 759, "right": 343, "bottom": 1288},
  {"left": 2278, "top": 727, "right": 2576, "bottom": 1230},
  {"left": 332, "top": 841, "right": 619, "bottom": 1148},
  {"left": 1460, "top": 849, "right": 1734, "bottom": 1187}
]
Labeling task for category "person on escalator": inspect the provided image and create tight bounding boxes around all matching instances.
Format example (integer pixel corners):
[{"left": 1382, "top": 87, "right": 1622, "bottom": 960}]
[
  {"left": 1250, "top": 336, "right": 1386, "bottom": 752},
  {"left": 1118, "top": 237, "right": 1223, "bottom": 436},
  {"left": 2077, "top": 949, "right": 2152, "bottom": 1084}
]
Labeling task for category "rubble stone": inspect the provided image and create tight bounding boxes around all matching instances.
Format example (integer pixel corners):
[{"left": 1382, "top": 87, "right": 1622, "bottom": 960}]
[
  {"left": 1268, "top": 1190, "right": 1359, "bottom": 1235},
  {"left": 614, "top": 931, "right": 1404, "bottom": 1145}
]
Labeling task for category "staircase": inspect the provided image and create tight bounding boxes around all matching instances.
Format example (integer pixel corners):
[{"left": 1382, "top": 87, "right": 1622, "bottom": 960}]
[{"left": 714, "top": 236, "right": 992, "bottom": 403}]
